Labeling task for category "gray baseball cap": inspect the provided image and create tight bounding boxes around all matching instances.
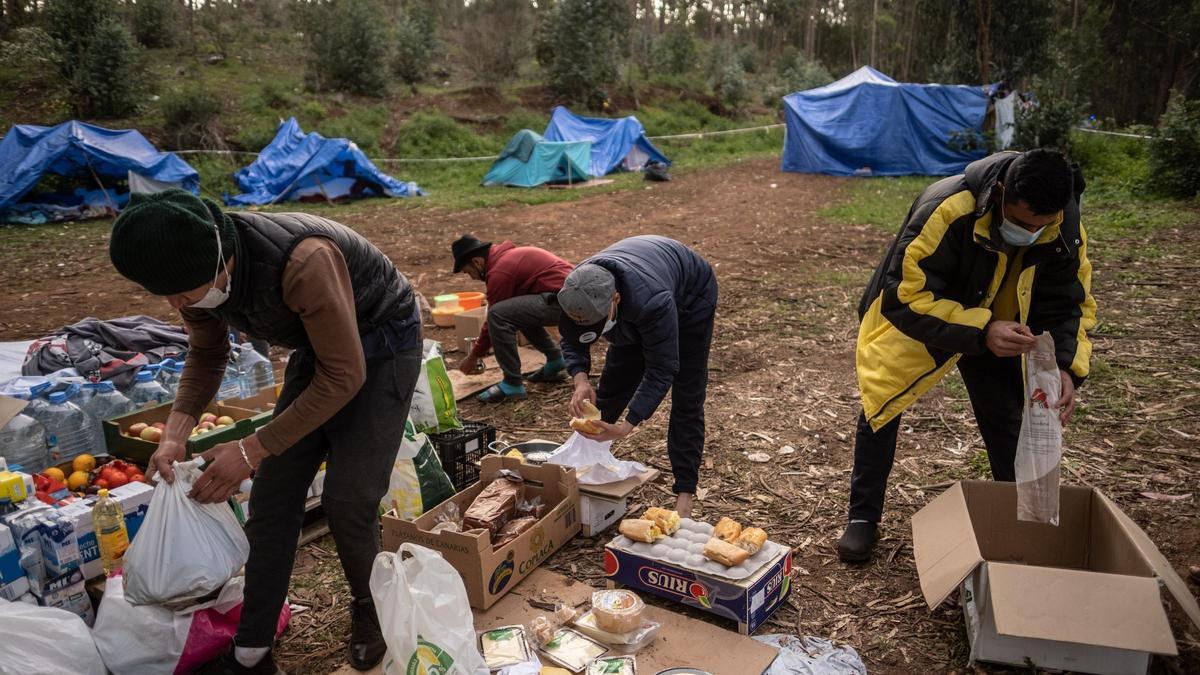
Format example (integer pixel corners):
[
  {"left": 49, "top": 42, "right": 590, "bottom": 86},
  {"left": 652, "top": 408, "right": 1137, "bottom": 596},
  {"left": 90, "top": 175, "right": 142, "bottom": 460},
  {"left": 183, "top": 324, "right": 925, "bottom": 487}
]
[{"left": 558, "top": 263, "right": 616, "bottom": 325}]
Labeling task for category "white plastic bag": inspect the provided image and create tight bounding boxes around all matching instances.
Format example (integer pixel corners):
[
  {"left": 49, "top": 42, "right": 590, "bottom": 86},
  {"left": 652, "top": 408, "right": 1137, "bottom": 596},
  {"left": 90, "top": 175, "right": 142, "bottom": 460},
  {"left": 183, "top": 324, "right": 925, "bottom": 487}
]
[
  {"left": 124, "top": 458, "right": 250, "bottom": 606},
  {"left": 370, "top": 544, "right": 488, "bottom": 675},
  {"left": 0, "top": 597, "right": 106, "bottom": 675},
  {"left": 755, "top": 634, "right": 868, "bottom": 675},
  {"left": 548, "top": 432, "right": 649, "bottom": 485},
  {"left": 93, "top": 575, "right": 190, "bottom": 673},
  {"left": 1015, "top": 332, "right": 1063, "bottom": 525}
]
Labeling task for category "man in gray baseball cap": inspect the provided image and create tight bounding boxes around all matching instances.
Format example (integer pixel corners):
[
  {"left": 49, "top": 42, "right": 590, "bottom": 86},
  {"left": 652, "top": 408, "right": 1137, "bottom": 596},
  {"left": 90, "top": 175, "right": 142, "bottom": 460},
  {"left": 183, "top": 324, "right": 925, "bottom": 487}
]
[{"left": 558, "top": 235, "right": 718, "bottom": 517}]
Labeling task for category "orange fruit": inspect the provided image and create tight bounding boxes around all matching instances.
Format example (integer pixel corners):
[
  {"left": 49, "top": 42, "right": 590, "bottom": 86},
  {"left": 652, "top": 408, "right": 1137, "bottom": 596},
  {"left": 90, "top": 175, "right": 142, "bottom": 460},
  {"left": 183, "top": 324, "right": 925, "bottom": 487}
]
[
  {"left": 67, "top": 470, "right": 89, "bottom": 492},
  {"left": 44, "top": 467, "right": 66, "bottom": 483},
  {"left": 72, "top": 453, "right": 96, "bottom": 473}
]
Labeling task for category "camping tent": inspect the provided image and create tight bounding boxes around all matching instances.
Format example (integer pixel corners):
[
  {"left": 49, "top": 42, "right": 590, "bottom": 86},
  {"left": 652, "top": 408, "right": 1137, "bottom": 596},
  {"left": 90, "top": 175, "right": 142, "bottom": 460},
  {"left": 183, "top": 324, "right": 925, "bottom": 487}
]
[
  {"left": 0, "top": 120, "right": 199, "bottom": 224},
  {"left": 481, "top": 130, "right": 591, "bottom": 188},
  {"left": 781, "top": 66, "right": 989, "bottom": 176},
  {"left": 226, "top": 118, "right": 422, "bottom": 206},
  {"left": 543, "top": 106, "right": 671, "bottom": 176}
]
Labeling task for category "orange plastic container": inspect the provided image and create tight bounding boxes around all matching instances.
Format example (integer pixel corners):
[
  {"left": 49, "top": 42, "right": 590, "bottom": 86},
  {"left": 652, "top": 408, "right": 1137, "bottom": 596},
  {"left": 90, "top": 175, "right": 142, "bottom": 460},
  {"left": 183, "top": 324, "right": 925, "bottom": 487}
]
[{"left": 456, "top": 291, "right": 485, "bottom": 310}]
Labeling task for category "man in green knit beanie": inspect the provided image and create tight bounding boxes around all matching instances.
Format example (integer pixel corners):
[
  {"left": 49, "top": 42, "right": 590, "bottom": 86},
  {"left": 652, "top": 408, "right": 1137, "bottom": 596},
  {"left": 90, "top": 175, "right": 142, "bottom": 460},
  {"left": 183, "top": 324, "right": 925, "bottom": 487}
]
[{"left": 110, "top": 189, "right": 423, "bottom": 674}]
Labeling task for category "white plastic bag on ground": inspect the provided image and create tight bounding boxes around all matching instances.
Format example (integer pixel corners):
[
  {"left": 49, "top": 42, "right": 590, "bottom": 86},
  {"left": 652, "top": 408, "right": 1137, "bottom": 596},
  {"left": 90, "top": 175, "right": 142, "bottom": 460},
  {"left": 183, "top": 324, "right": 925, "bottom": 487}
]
[
  {"left": 0, "top": 597, "right": 106, "bottom": 675},
  {"left": 124, "top": 458, "right": 250, "bottom": 606},
  {"left": 754, "top": 634, "right": 867, "bottom": 675},
  {"left": 370, "top": 544, "right": 488, "bottom": 675},
  {"left": 548, "top": 432, "right": 648, "bottom": 485},
  {"left": 1015, "top": 332, "right": 1063, "bottom": 525}
]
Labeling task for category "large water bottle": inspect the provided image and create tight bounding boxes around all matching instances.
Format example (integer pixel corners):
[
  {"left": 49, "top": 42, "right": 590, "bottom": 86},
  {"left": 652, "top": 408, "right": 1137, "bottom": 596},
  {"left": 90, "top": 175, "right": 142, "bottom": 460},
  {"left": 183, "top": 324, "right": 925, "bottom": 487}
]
[
  {"left": 0, "top": 412, "right": 49, "bottom": 474},
  {"left": 41, "top": 391, "right": 92, "bottom": 464},
  {"left": 127, "top": 370, "right": 170, "bottom": 409},
  {"left": 236, "top": 343, "right": 275, "bottom": 398},
  {"left": 22, "top": 382, "right": 52, "bottom": 424},
  {"left": 80, "top": 382, "right": 134, "bottom": 456},
  {"left": 157, "top": 359, "right": 183, "bottom": 397}
]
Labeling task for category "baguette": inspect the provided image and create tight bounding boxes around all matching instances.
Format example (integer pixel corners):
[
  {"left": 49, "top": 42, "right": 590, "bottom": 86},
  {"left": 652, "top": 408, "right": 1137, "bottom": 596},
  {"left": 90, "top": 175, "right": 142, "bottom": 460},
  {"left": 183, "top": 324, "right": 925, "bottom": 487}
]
[
  {"left": 713, "top": 517, "right": 742, "bottom": 543},
  {"left": 735, "top": 527, "right": 768, "bottom": 555},
  {"left": 703, "top": 537, "right": 750, "bottom": 567},
  {"left": 618, "top": 518, "right": 662, "bottom": 543},
  {"left": 570, "top": 400, "right": 603, "bottom": 434},
  {"left": 641, "top": 507, "right": 681, "bottom": 535}
]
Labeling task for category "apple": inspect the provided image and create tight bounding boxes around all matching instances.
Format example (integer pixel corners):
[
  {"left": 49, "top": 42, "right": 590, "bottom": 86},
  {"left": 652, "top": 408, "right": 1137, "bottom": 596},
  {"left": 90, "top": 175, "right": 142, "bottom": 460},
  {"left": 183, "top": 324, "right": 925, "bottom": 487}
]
[
  {"left": 200, "top": 413, "right": 218, "bottom": 424},
  {"left": 128, "top": 422, "right": 149, "bottom": 437},
  {"left": 215, "top": 424, "right": 228, "bottom": 429},
  {"left": 199, "top": 421, "right": 216, "bottom": 431},
  {"left": 139, "top": 427, "right": 163, "bottom": 442},
  {"left": 216, "top": 416, "right": 234, "bottom": 426},
  {"left": 152, "top": 422, "right": 166, "bottom": 430}
]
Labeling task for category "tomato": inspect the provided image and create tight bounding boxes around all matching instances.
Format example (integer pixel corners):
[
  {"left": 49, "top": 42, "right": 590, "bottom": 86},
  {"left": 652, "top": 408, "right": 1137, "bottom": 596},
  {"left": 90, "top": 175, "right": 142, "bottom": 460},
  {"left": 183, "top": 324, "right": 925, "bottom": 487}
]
[
  {"left": 107, "top": 473, "right": 129, "bottom": 489},
  {"left": 93, "top": 478, "right": 110, "bottom": 490},
  {"left": 128, "top": 473, "right": 146, "bottom": 484}
]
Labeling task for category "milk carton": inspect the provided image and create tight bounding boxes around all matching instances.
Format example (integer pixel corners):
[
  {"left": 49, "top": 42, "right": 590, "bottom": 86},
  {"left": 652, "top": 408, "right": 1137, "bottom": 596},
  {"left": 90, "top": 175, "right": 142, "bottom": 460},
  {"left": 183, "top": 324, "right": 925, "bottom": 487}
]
[
  {"left": 61, "top": 480, "right": 153, "bottom": 579},
  {"left": 0, "top": 522, "right": 30, "bottom": 600}
]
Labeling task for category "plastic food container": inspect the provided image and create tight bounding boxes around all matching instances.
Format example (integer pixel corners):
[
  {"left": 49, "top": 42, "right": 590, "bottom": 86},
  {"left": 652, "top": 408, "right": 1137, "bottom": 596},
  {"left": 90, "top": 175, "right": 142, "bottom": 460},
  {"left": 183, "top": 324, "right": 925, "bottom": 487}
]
[
  {"left": 539, "top": 628, "right": 609, "bottom": 672},
  {"left": 434, "top": 294, "right": 461, "bottom": 309},
  {"left": 479, "top": 625, "right": 535, "bottom": 670},
  {"left": 588, "top": 655, "right": 636, "bottom": 674},
  {"left": 572, "top": 610, "right": 661, "bottom": 655},
  {"left": 591, "top": 590, "right": 644, "bottom": 634},
  {"left": 432, "top": 306, "right": 464, "bottom": 327},
  {"left": 456, "top": 291, "right": 485, "bottom": 310}
]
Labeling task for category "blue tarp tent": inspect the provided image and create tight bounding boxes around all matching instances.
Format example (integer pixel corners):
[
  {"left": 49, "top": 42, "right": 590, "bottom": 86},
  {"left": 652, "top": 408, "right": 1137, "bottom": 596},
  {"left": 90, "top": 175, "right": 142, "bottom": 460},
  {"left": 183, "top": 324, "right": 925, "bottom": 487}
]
[
  {"left": 781, "top": 66, "right": 989, "bottom": 176},
  {"left": 227, "top": 118, "right": 422, "bottom": 206},
  {"left": 0, "top": 120, "right": 199, "bottom": 223},
  {"left": 481, "top": 130, "right": 591, "bottom": 188},
  {"left": 543, "top": 106, "right": 671, "bottom": 176}
]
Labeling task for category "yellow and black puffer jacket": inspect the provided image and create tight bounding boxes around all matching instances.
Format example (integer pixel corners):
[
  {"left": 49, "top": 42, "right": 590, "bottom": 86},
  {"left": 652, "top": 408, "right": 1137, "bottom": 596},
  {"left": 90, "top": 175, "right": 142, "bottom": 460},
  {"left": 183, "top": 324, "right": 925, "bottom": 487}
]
[{"left": 856, "top": 151, "right": 1096, "bottom": 431}]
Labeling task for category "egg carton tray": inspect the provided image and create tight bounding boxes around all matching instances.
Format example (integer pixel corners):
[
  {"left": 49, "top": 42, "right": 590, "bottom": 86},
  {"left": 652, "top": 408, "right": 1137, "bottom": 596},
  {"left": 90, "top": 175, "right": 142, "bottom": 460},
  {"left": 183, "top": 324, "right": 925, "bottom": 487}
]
[{"left": 608, "top": 517, "right": 783, "bottom": 581}]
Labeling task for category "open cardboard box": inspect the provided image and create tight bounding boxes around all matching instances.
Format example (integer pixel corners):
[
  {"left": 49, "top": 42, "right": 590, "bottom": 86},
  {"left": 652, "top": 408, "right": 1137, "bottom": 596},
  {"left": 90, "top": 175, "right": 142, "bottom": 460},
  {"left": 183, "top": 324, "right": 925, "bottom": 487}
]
[
  {"left": 381, "top": 454, "right": 580, "bottom": 610},
  {"left": 913, "top": 481, "right": 1200, "bottom": 675}
]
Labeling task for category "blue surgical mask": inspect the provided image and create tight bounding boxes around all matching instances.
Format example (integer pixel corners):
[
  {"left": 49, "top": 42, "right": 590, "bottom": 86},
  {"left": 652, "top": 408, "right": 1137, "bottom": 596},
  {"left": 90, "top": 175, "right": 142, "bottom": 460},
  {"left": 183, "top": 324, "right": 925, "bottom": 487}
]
[{"left": 999, "top": 219, "right": 1043, "bottom": 247}]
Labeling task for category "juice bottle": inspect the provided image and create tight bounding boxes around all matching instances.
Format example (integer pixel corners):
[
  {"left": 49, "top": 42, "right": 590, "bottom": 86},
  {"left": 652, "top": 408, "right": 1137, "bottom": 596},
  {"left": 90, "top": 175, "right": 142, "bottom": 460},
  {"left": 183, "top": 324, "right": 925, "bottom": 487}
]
[{"left": 92, "top": 488, "right": 129, "bottom": 576}]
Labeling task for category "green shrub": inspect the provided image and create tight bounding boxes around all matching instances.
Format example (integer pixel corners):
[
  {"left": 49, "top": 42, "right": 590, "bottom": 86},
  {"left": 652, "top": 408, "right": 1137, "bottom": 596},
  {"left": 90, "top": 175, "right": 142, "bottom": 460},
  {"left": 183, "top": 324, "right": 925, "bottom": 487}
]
[
  {"left": 298, "top": 99, "right": 329, "bottom": 122},
  {"left": 535, "top": 0, "right": 628, "bottom": 108},
  {"left": 393, "top": 4, "right": 436, "bottom": 91},
  {"left": 460, "top": 0, "right": 531, "bottom": 86},
  {"left": 132, "top": 0, "right": 177, "bottom": 49},
  {"left": 257, "top": 81, "right": 296, "bottom": 110},
  {"left": 1068, "top": 128, "right": 1150, "bottom": 196},
  {"left": 1148, "top": 97, "right": 1200, "bottom": 199},
  {"left": 0, "top": 27, "right": 59, "bottom": 71},
  {"left": 318, "top": 105, "right": 390, "bottom": 154},
  {"left": 764, "top": 49, "right": 833, "bottom": 104},
  {"left": 76, "top": 17, "right": 141, "bottom": 117},
  {"left": 637, "top": 100, "right": 731, "bottom": 135},
  {"left": 656, "top": 25, "right": 697, "bottom": 75},
  {"left": 302, "top": 0, "right": 391, "bottom": 96},
  {"left": 160, "top": 86, "right": 222, "bottom": 148},
  {"left": 500, "top": 109, "right": 549, "bottom": 137},
  {"left": 392, "top": 111, "right": 498, "bottom": 158},
  {"left": 1013, "top": 78, "right": 1085, "bottom": 154},
  {"left": 45, "top": 0, "right": 119, "bottom": 82},
  {"left": 233, "top": 118, "right": 281, "bottom": 151}
]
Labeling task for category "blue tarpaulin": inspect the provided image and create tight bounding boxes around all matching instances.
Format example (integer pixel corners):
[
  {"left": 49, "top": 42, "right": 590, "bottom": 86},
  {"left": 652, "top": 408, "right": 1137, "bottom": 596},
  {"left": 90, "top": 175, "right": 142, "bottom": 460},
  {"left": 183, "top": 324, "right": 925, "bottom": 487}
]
[
  {"left": 543, "top": 106, "right": 671, "bottom": 176},
  {"left": 0, "top": 120, "right": 199, "bottom": 222},
  {"left": 482, "top": 129, "right": 591, "bottom": 188},
  {"left": 227, "top": 118, "right": 422, "bottom": 206},
  {"left": 781, "top": 66, "right": 989, "bottom": 176}
]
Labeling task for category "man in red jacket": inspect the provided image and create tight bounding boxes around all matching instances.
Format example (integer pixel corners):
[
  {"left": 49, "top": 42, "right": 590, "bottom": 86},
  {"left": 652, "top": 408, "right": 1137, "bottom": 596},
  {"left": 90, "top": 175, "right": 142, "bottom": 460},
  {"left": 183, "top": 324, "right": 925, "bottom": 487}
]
[{"left": 451, "top": 234, "right": 574, "bottom": 402}]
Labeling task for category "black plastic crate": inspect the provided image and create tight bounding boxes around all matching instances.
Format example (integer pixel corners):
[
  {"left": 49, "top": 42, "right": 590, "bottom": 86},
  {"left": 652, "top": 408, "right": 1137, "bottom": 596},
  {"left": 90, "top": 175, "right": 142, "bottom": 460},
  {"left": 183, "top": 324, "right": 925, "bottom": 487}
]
[{"left": 429, "top": 420, "right": 496, "bottom": 491}]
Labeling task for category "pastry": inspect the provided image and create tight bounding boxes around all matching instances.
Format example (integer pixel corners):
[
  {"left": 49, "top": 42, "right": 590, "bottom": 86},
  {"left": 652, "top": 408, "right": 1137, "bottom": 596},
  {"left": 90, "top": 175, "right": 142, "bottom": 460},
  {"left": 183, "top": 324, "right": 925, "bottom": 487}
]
[
  {"left": 735, "top": 527, "right": 768, "bottom": 555},
  {"left": 618, "top": 518, "right": 662, "bottom": 543},
  {"left": 641, "top": 506, "right": 681, "bottom": 535},
  {"left": 713, "top": 516, "right": 742, "bottom": 543},
  {"left": 703, "top": 537, "right": 750, "bottom": 566}
]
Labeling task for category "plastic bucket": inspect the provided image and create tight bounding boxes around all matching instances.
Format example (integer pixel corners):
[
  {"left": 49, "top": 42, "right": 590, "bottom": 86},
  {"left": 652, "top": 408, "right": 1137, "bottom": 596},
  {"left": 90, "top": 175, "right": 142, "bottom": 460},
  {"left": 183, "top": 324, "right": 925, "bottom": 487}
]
[{"left": 456, "top": 291, "right": 485, "bottom": 310}]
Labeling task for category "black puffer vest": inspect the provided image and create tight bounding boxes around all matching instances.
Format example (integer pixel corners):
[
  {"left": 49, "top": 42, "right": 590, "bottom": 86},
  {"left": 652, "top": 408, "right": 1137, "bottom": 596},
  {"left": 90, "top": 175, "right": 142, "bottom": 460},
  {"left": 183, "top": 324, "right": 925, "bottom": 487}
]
[{"left": 208, "top": 211, "right": 417, "bottom": 351}]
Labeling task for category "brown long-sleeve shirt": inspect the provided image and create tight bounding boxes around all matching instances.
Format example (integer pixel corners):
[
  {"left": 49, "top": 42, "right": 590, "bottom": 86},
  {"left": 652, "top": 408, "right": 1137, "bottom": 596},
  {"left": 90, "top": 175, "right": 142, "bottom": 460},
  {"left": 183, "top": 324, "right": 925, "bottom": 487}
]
[{"left": 172, "top": 237, "right": 366, "bottom": 454}]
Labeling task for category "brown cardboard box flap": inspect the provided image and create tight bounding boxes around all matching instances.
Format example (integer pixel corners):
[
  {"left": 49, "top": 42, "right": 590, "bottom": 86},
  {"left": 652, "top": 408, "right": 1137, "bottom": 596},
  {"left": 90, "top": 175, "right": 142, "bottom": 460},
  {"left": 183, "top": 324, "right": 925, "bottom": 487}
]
[
  {"left": 912, "top": 482, "right": 984, "bottom": 608},
  {"left": 988, "top": 562, "right": 1178, "bottom": 654},
  {"left": 0, "top": 395, "right": 29, "bottom": 430},
  {"left": 1098, "top": 490, "right": 1200, "bottom": 631},
  {"left": 576, "top": 467, "right": 660, "bottom": 499}
]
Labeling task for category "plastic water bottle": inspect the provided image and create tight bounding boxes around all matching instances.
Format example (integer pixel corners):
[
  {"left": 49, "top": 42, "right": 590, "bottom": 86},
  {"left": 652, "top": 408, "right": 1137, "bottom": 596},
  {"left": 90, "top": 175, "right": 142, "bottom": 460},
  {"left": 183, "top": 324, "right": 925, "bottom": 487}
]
[
  {"left": 21, "top": 382, "right": 52, "bottom": 423},
  {"left": 92, "top": 489, "right": 129, "bottom": 576},
  {"left": 41, "top": 391, "right": 92, "bottom": 464},
  {"left": 80, "top": 382, "right": 133, "bottom": 456},
  {"left": 157, "top": 359, "right": 183, "bottom": 396},
  {"left": 127, "top": 370, "right": 169, "bottom": 409},
  {"left": 75, "top": 382, "right": 97, "bottom": 408},
  {"left": 236, "top": 343, "right": 275, "bottom": 398},
  {"left": 0, "top": 413, "right": 49, "bottom": 474},
  {"left": 217, "top": 359, "right": 243, "bottom": 402}
]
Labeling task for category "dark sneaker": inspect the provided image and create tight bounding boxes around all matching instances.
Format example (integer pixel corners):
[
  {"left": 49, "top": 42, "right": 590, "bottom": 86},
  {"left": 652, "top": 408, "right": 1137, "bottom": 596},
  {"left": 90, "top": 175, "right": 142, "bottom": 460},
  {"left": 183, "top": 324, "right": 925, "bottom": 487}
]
[
  {"left": 837, "top": 521, "right": 878, "bottom": 563},
  {"left": 194, "top": 647, "right": 285, "bottom": 675},
  {"left": 349, "top": 597, "right": 386, "bottom": 671}
]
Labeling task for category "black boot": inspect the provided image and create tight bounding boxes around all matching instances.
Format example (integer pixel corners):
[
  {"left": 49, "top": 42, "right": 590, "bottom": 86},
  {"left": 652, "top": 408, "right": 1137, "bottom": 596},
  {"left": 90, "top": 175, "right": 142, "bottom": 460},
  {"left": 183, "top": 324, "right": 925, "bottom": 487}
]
[
  {"left": 194, "top": 647, "right": 285, "bottom": 675},
  {"left": 349, "top": 597, "right": 387, "bottom": 671},
  {"left": 837, "top": 521, "right": 878, "bottom": 563}
]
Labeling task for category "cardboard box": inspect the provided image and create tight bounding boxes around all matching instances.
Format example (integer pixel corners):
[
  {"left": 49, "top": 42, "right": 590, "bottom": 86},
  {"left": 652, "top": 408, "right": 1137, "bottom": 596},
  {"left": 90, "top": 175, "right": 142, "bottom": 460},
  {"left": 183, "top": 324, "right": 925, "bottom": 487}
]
[
  {"left": 103, "top": 401, "right": 271, "bottom": 464},
  {"left": 381, "top": 455, "right": 580, "bottom": 610},
  {"left": 452, "top": 306, "right": 487, "bottom": 355},
  {"left": 913, "top": 481, "right": 1200, "bottom": 674},
  {"left": 220, "top": 385, "right": 281, "bottom": 413},
  {"left": 604, "top": 543, "right": 793, "bottom": 635},
  {"left": 58, "top": 481, "right": 154, "bottom": 580},
  {"left": 580, "top": 493, "right": 626, "bottom": 537}
]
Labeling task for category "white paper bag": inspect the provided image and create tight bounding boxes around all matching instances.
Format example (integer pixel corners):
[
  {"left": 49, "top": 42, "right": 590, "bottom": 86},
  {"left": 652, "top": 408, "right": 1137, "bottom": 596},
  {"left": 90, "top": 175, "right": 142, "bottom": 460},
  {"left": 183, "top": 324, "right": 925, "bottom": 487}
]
[
  {"left": 123, "top": 458, "right": 250, "bottom": 606},
  {"left": 370, "top": 544, "right": 487, "bottom": 675},
  {"left": 548, "top": 432, "right": 649, "bottom": 485},
  {"left": 1015, "top": 332, "right": 1063, "bottom": 525}
]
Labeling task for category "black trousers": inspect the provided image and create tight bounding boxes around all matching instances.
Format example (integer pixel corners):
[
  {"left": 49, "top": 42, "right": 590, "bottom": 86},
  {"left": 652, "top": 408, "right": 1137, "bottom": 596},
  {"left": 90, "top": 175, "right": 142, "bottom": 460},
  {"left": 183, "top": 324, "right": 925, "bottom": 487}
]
[
  {"left": 595, "top": 315, "right": 714, "bottom": 495},
  {"left": 486, "top": 293, "right": 563, "bottom": 383},
  {"left": 847, "top": 350, "right": 1023, "bottom": 523},
  {"left": 236, "top": 344, "right": 422, "bottom": 648}
]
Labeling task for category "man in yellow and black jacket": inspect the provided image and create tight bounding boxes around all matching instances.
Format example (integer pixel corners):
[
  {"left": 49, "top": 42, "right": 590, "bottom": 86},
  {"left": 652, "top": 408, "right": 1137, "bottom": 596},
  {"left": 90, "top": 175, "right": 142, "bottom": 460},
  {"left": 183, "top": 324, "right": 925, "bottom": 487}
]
[{"left": 838, "top": 149, "right": 1096, "bottom": 562}]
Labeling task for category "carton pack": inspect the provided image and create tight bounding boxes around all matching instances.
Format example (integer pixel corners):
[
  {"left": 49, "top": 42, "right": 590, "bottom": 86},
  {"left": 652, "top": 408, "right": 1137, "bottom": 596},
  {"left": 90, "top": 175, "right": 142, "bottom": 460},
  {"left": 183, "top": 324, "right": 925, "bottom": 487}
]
[
  {"left": 58, "top": 481, "right": 154, "bottom": 579},
  {"left": 0, "top": 522, "right": 30, "bottom": 600},
  {"left": 573, "top": 467, "right": 658, "bottom": 537},
  {"left": 381, "top": 455, "right": 580, "bottom": 609},
  {"left": 913, "top": 481, "right": 1200, "bottom": 675},
  {"left": 452, "top": 306, "right": 487, "bottom": 354}
]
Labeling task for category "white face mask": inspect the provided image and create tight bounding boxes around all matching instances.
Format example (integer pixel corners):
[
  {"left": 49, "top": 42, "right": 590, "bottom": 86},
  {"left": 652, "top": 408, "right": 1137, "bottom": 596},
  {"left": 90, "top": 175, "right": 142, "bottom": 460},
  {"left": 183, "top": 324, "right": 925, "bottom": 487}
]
[
  {"left": 999, "top": 219, "right": 1043, "bottom": 247},
  {"left": 601, "top": 298, "right": 618, "bottom": 334},
  {"left": 188, "top": 225, "right": 231, "bottom": 309}
]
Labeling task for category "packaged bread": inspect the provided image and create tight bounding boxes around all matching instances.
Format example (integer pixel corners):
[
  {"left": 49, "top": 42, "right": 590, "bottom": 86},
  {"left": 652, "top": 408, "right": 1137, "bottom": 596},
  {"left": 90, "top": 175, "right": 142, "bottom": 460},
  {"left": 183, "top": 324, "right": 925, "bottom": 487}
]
[
  {"left": 736, "top": 527, "right": 768, "bottom": 555},
  {"left": 570, "top": 399, "right": 603, "bottom": 434},
  {"left": 591, "top": 590, "right": 644, "bottom": 634},
  {"left": 463, "top": 471, "right": 524, "bottom": 537},
  {"left": 618, "top": 518, "right": 662, "bottom": 543},
  {"left": 703, "top": 537, "right": 750, "bottom": 567},
  {"left": 713, "top": 517, "right": 742, "bottom": 543},
  {"left": 641, "top": 506, "right": 680, "bottom": 535},
  {"left": 493, "top": 517, "right": 537, "bottom": 549}
]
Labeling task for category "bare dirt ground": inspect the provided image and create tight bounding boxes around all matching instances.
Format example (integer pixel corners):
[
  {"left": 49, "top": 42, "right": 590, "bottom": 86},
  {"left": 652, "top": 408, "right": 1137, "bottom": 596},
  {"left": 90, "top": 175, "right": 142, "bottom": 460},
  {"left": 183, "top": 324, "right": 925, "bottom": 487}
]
[{"left": 1, "top": 158, "right": 1197, "bottom": 673}]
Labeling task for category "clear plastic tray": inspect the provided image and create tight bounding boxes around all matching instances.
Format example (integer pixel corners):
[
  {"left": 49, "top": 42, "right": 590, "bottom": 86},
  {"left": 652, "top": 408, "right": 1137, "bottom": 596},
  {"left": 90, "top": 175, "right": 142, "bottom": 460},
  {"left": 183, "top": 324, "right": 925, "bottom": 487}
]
[{"left": 572, "top": 610, "right": 661, "bottom": 654}]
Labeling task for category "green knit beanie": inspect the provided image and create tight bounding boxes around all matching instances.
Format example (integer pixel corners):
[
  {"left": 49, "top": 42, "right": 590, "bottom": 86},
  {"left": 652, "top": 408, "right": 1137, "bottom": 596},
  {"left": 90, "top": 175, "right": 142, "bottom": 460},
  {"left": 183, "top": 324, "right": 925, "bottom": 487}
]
[{"left": 109, "top": 189, "right": 237, "bottom": 296}]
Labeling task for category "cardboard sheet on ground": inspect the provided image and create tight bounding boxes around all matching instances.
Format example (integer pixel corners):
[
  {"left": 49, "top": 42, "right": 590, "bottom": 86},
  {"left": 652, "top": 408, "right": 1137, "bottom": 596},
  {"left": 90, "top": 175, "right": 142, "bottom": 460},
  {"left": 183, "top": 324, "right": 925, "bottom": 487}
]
[
  {"left": 331, "top": 568, "right": 778, "bottom": 675},
  {"left": 446, "top": 346, "right": 547, "bottom": 401}
]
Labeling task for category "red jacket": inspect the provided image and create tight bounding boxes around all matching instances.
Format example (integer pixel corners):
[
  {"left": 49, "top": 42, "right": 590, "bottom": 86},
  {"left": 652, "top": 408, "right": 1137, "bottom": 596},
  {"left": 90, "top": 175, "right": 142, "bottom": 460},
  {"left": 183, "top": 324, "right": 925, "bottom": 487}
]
[{"left": 471, "top": 241, "right": 574, "bottom": 358}]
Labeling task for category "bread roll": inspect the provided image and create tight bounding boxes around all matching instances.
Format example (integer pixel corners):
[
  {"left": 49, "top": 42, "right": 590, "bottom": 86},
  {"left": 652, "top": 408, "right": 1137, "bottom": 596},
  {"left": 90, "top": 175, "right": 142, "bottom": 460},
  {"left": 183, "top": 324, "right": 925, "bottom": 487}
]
[
  {"left": 703, "top": 537, "right": 750, "bottom": 566},
  {"left": 641, "top": 507, "right": 680, "bottom": 535},
  {"left": 713, "top": 517, "right": 742, "bottom": 543},
  {"left": 618, "top": 518, "right": 662, "bottom": 543},
  {"left": 736, "top": 527, "right": 768, "bottom": 555},
  {"left": 570, "top": 400, "right": 603, "bottom": 434}
]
